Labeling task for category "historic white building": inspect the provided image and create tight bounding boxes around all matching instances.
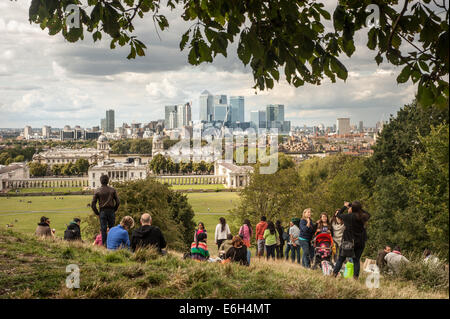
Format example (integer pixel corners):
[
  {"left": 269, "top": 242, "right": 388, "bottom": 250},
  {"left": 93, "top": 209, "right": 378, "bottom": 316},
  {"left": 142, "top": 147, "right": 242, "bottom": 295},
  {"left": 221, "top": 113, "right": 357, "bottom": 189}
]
[
  {"left": 88, "top": 158, "right": 148, "bottom": 189},
  {"left": 214, "top": 161, "right": 253, "bottom": 188},
  {"left": 32, "top": 135, "right": 110, "bottom": 166},
  {"left": 0, "top": 163, "right": 30, "bottom": 191},
  {"left": 151, "top": 134, "right": 165, "bottom": 157}
]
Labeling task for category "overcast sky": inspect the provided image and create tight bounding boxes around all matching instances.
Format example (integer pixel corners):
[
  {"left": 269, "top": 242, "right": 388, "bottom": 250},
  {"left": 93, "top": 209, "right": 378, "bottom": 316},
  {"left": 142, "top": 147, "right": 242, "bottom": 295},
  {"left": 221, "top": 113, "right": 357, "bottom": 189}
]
[{"left": 0, "top": 1, "right": 418, "bottom": 129}]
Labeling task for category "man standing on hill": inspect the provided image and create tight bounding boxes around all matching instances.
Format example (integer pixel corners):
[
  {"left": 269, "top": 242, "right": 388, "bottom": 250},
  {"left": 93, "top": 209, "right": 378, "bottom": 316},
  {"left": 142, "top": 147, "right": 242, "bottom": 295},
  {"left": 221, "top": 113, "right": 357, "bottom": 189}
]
[
  {"left": 91, "top": 175, "right": 120, "bottom": 246},
  {"left": 255, "top": 216, "right": 268, "bottom": 258}
]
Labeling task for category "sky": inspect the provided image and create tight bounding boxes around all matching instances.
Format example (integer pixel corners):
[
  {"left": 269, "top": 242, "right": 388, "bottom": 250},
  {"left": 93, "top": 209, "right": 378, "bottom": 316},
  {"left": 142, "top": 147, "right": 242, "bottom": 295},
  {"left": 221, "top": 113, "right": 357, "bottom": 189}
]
[{"left": 0, "top": 1, "right": 419, "bottom": 129}]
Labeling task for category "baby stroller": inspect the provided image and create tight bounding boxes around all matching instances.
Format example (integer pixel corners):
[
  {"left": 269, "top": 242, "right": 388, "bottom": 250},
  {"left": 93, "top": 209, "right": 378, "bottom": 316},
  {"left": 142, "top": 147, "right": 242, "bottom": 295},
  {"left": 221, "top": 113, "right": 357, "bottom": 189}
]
[{"left": 311, "top": 233, "right": 334, "bottom": 274}]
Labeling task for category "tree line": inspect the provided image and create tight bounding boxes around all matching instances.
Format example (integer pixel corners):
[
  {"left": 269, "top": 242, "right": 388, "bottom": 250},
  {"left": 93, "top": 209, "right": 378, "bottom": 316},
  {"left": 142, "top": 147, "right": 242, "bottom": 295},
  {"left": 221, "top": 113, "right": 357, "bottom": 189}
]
[
  {"left": 149, "top": 154, "right": 214, "bottom": 175},
  {"left": 28, "top": 159, "right": 91, "bottom": 177},
  {"left": 231, "top": 100, "right": 449, "bottom": 260}
]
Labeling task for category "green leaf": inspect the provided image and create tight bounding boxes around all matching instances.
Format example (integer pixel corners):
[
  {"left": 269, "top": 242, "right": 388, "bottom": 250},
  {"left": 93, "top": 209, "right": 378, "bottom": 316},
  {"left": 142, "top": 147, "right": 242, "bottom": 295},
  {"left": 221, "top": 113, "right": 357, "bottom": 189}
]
[
  {"left": 330, "top": 56, "right": 348, "bottom": 80},
  {"left": 397, "top": 65, "right": 411, "bottom": 84},
  {"left": 333, "top": 5, "right": 346, "bottom": 31},
  {"left": 375, "top": 53, "right": 383, "bottom": 65},
  {"left": 367, "top": 28, "right": 377, "bottom": 50},
  {"left": 180, "top": 30, "right": 190, "bottom": 51}
]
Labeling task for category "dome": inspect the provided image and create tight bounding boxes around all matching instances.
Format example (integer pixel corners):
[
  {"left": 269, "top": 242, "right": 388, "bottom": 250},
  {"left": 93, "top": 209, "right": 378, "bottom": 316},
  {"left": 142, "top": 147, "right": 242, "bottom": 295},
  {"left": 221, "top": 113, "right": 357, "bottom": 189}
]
[{"left": 98, "top": 134, "right": 108, "bottom": 142}]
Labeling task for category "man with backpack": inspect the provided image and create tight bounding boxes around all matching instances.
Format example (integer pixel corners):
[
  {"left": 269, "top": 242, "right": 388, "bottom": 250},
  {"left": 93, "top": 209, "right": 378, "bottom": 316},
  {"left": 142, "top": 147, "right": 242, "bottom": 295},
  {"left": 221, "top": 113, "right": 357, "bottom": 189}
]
[{"left": 64, "top": 218, "right": 81, "bottom": 241}]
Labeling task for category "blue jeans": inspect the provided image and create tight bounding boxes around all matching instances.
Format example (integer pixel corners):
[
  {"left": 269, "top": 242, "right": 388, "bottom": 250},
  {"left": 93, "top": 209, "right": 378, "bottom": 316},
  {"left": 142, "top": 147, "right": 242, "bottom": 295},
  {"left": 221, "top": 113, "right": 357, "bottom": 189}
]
[
  {"left": 99, "top": 208, "right": 115, "bottom": 246},
  {"left": 247, "top": 249, "right": 251, "bottom": 266},
  {"left": 299, "top": 239, "right": 312, "bottom": 268},
  {"left": 291, "top": 244, "right": 301, "bottom": 263},
  {"left": 285, "top": 244, "right": 292, "bottom": 260}
]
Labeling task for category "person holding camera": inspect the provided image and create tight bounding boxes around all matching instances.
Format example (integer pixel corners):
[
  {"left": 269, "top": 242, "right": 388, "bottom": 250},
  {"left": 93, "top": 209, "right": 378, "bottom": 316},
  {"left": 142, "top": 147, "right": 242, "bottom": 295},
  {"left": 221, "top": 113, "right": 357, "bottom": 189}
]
[{"left": 332, "top": 201, "right": 370, "bottom": 279}]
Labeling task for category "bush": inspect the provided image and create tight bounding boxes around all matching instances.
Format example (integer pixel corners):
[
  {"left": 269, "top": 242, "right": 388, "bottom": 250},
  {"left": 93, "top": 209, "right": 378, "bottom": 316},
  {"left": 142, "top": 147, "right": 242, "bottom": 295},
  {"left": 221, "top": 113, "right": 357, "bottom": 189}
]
[{"left": 387, "top": 254, "right": 449, "bottom": 292}]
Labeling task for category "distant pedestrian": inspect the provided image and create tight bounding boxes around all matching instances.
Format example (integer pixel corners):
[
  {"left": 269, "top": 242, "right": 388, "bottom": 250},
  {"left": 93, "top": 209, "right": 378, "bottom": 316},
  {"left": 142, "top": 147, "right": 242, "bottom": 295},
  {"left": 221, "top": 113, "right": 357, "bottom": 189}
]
[
  {"left": 275, "top": 220, "right": 285, "bottom": 259},
  {"left": 332, "top": 201, "right": 371, "bottom": 279},
  {"left": 299, "top": 208, "right": 315, "bottom": 268},
  {"left": 106, "top": 216, "right": 135, "bottom": 250},
  {"left": 255, "top": 216, "right": 268, "bottom": 258},
  {"left": 263, "top": 221, "right": 279, "bottom": 260},
  {"left": 35, "top": 216, "right": 55, "bottom": 238},
  {"left": 238, "top": 219, "right": 253, "bottom": 248},
  {"left": 194, "top": 222, "right": 206, "bottom": 242},
  {"left": 288, "top": 218, "right": 301, "bottom": 263},
  {"left": 91, "top": 175, "right": 120, "bottom": 246},
  {"left": 331, "top": 211, "right": 345, "bottom": 263},
  {"left": 215, "top": 217, "right": 231, "bottom": 250},
  {"left": 64, "top": 218, "right": 82, "bottom": 241}
]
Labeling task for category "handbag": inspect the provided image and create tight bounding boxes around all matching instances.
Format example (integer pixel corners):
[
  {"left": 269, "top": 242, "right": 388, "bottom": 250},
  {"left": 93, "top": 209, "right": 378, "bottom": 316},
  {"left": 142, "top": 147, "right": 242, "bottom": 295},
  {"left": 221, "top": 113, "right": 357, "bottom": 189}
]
[
  {"left": 239, "top": 225, "right": 245, "bottom": 238},
  {"left": 340, "top": 239, "right": 355, "bottom": 258}
]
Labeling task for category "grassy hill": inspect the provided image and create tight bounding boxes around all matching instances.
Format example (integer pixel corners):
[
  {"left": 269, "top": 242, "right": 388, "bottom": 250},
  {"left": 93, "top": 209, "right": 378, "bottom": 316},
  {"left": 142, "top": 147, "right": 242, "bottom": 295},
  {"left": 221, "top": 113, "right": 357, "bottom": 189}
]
[{"left": 0, "top": 229, "right": 447, "bottom": 299}]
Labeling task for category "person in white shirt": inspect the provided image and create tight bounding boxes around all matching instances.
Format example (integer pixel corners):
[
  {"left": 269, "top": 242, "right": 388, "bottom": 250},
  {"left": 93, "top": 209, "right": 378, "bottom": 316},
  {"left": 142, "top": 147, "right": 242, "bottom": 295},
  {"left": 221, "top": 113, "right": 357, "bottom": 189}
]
[{"left": 215, "top": 217, "right": 231, "bottom": 250}]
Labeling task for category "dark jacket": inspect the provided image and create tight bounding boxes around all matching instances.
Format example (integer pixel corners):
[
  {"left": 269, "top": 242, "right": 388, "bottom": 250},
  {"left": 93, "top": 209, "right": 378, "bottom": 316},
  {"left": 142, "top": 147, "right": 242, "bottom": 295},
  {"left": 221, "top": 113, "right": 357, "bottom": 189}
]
[
  {"left": 336, "top": 206, "right": 370, "bottom": 248},
  {"left": 276, "top": 225, "right": 285, "bottom": 245},
  {"left": 299, "top": 219, "right": 315, "bottom": 241},
  {"left": 64, "top": 222, "right": 81, "bottom": 241},
  {"left": 376, "top": 250, "right": 388, "bottom": 270},
  {"left": 130, "top": 225, "right": 167, "bottom": 252},
  {"left": 91, "top": 185, "right": 120, "bottom": 215},
  {"left": 225, "top": 246, "right": 249, "bottom": 266}
]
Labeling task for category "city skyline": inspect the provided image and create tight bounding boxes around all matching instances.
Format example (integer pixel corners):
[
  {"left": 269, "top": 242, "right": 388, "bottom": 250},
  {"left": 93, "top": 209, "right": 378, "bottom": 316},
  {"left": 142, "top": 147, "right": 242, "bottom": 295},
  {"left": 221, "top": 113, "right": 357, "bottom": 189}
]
[{"left": 1, "top": 2, "right": 415, "bottom": 129}]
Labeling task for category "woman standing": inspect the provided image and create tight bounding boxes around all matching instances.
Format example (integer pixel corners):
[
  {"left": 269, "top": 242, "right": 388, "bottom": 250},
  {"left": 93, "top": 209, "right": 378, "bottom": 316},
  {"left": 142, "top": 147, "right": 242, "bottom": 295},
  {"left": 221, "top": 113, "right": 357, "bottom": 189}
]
[
  {"left": 275, "top": 220, "right": 285, "bottom": 259},
  {"left": 263, "top": 221, "right": 279, "bottom": 260},
  {"left": 299, "top": 208, "right": 315, "bottom": 268},
  {"left": 330, "top": 211, "right": 345, "bottom": 263},
  {"left": 332, "top": 201, "right": 370, "bottom": 279},
  {"left": 315, "top": 213, "right": 332, "bottom": 236},
  {"left": 238, "top": 219, "right": 253, "bottom": 248},
  {"left": 194, "top": 222, "right": 206, "bottom": 242},
  {"left": 215, "top": 217, "right": 231, "bottom": 250}
]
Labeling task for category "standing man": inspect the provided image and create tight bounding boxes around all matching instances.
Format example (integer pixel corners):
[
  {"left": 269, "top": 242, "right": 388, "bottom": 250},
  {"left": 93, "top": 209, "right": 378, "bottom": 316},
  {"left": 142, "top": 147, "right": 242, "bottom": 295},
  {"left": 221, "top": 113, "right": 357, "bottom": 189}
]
[
  {"left": 255, "top": 216, "right": 268, "bottom": 258},
  {"left": 91, "top": 175, "right": 120, "bottom": 246}
]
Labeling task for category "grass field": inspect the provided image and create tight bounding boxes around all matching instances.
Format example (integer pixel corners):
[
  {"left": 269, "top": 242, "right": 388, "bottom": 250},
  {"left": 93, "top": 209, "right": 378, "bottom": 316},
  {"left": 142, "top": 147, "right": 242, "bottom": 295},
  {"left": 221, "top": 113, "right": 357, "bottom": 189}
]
[
  {"left": 0, "top": 192, "right": 240, "bottom": 256},
  {"left": 167, "top": 184, "right": 225, "bottom": 190},
  {"left": 0, "top": 229, "right": 447, "bottom": 299},
  {"left": 8, "top": 187, "right": 85, "bottom": 194}
]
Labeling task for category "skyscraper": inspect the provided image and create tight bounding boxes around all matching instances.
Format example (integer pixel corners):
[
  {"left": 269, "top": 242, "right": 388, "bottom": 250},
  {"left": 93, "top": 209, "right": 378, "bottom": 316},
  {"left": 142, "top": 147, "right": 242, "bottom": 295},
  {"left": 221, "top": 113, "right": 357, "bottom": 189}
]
[
  {"left": 359, "top": 121, "right": 364, "bottom": 133},
  {"left": 101, "top": 118, "right": 106, "bottom": 132},
  {"left": 165, "top": 105, "right": 178, "bottom": 128},
  {"left": 42, "top": 125, "right": 51, "bottom": 138},
  {"left": 337, "top": 118, "right": 351, "bottom": 136},
  {"left": 24, "top": 126, "right": 32, "bottom": 139},
  {"left": 214, "top": 104, "right": 229, "bottom": 122},
  {"left": 250, "top": 110, "right": 266, "bottom": 129},
  {"left": 214, "top": 94, "right": 227, "bottom": 106},
  {"left": 177, "top": 102, "right": 192, "bottom": 127},
  {"left": 199, "top": 90, "right": 213, "bottom": 122},
  {"left": 230, "top": 96, "right": 245, "bottom": 123},
  {"left": 106, "top": 109, "right": 115, "bottom": 133}
]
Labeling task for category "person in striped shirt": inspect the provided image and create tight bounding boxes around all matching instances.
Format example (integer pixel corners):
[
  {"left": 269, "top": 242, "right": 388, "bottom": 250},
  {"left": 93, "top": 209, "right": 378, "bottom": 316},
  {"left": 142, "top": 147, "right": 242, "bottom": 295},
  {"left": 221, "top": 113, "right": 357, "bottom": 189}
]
[{"left": 190, "top": 232, "right": 210, "bottom": 261}]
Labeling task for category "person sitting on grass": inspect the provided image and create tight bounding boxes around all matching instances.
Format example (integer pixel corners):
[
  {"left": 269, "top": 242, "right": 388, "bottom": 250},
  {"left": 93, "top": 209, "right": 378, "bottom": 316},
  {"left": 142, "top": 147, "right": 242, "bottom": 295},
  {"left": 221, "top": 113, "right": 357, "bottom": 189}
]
[
  {"left": 35, "top": 216, "right": 55, "bottom": 238},
  {"left": 384, "top": 246, "right": 410, "bottom": 274},
  {"left": 64, "top": 218, "right": 82, "bottom": 241},
  {"left": 130, "top": 213, "right": 167, "bottom": 254},
  {"left": 106, "top": 216, "right": 135, "bottom": 251},
  {"left": 218, "top": 233, "right": 234, "bottom": 259},
  {"left": 376, "top": 245, "right": 392, "bottom": 272},
  {"left": 190, "top": 232, "right": 210, "bottom": 261},
  {"left": 225, "top": 236, "right": 249, "bottom": 266}
]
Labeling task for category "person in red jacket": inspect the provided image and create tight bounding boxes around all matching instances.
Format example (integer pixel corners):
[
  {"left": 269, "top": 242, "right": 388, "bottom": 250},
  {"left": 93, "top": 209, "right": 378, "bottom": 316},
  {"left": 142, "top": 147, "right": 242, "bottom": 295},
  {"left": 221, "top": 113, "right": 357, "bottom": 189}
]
[{"left": 255, "top": 216, "right": 268, "bottom": 258}]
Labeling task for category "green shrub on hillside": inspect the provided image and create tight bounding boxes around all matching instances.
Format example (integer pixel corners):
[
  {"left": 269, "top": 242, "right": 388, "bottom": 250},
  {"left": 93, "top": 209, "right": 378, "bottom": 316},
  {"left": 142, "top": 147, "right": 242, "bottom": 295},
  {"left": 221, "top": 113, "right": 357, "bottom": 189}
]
[{"left": 84, "top": 178, "right": 195, "bottom": 251}]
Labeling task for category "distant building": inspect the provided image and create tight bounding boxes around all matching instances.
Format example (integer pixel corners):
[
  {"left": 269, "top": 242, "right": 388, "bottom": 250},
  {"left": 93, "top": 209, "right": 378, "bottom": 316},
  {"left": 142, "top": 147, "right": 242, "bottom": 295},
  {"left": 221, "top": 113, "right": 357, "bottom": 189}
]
[
  {"left": 214, "top": 161, "right": 253, "bottom": 188},
  {"left": 359, "top": 121, "right": 364, "bottom": 133},
  {"left": 337, "top": 118, "right": 351, "bottom": 136},
  {"left": 42, "top": 126, "right": 51, "bottom": 139},
  {"left": 24, "top": 126, "right": 32, "bottom": 139},
  {"left": 199, "top": 90, "right": 214, "bottom": 122},
  {"left": 100, "top": 118, "right": 106, "bottom": 132},
  {"left": 88, "top": 159, "right": 148, "bottom": 189},
  {"left": 213, "top": 104, "right": 229, "bottom": 123},
  {"left": 250, "top": 110, "right": 266, "bottom": 129},
  {"left": 165, "top": 105, "right": 178, "bottom": 129},
  {"left": 177, "top": 102, "right": 192, "bottom": 127},
  {"left": 152, "top": 133, "right": 165, "bottom": 157},
  {"left": 0, "top": 163, "right": 30, "bottom": 191},
  {"left": 105, "top": 109, "right": 115, "bottom": 133},
  {"left": 230, "top": 96, "right": 245, "bottom": 123}
]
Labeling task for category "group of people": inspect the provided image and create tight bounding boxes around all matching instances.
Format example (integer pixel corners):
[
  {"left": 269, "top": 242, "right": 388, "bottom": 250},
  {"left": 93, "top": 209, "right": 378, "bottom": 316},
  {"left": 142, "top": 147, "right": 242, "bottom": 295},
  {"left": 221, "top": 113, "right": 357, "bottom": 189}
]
[
  {"left": 35, "top": 175, "right": 167, "bottom": 254},
  {"left": 191, "top": 201, "right": 371, "bottom": 279}
]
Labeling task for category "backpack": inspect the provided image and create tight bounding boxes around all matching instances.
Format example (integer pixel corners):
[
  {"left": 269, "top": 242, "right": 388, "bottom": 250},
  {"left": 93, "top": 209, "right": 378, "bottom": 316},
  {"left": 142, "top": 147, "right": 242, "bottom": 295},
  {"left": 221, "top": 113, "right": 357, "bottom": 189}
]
[{"left": 64, "top": 228, "right": 77, "bottom": 241}]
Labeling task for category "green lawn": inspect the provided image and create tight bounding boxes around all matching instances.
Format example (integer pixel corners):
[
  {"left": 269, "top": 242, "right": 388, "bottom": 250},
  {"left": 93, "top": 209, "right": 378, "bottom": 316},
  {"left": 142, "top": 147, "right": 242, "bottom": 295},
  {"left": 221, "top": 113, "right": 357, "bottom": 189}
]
[
  {"left": 8, "top": 187, "right": 85, "bottom": 194},
  {"left": 0, "top": 192, "right": 241, "bottom": 256},
  {"left": 167, "top": 184, "right": 225, "bottom": 190}
]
